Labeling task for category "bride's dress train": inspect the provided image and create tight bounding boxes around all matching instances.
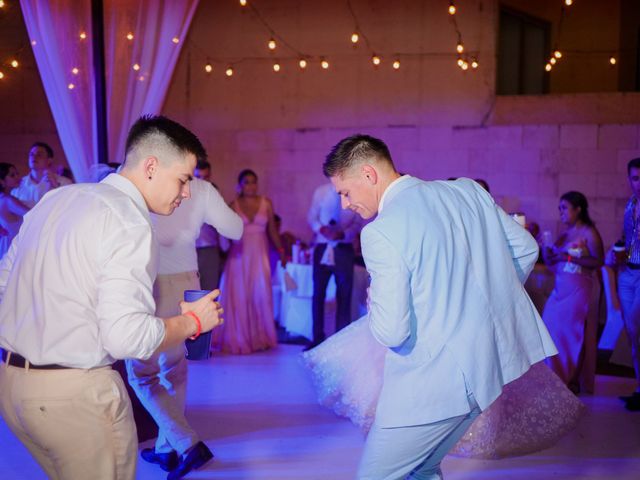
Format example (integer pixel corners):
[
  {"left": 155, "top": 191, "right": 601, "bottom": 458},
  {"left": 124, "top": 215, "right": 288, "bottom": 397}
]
[{"left": 302, "top": 316, "right": 585, "bottom": 459}]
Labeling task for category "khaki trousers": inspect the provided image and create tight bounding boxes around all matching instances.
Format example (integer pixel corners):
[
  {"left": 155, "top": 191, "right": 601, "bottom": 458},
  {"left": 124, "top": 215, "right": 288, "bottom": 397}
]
[
  {"left": 126, "top": 270, "right": 201, "bottom": 455},
  {"left": 0, "top": 360, "right": 137, "bottom": 479}
]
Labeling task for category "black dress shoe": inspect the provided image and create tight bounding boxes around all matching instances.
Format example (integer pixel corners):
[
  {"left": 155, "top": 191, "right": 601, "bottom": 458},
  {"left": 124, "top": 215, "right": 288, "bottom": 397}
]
[
  {"left": 167, "top": 441, "right": 214, "bottom": 480},
  {"left": 140, "top": 448, "right": 179, "bottom": 472}
]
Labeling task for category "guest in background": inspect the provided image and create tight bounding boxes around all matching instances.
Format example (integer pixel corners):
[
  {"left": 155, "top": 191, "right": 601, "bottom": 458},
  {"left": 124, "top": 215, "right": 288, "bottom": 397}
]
[
  {"left": 194, "top": 159, "right": 225, "bottom": 291},
  {"left": 11, "top": 142, "right": 71, "bottom": 207},
  {"left": 305, "top": 182, "right": 361, "bottom": 351},
  {"left": 542, "top": 191, "right": 603, "bottom": 394},
  {"left": 0, "top": 163, "right": 29, "bottom": 259},
  {"left": 127, "top": 174, "right": 242, "bottom": 478},
  {"left": 614, "top": 157, "right": 640, "bottom": 411},
  {"left": 269, "top": 213, "right": 301, "bottom": 269},
  {"left": 475, "top": 178, "right": 490, "bottom": 193},
  {"left": 523, "top": 220, "right": 554, "bottom": 315},
  {"left": 212, "top": 169, "right": 286, "bottom": 354}
]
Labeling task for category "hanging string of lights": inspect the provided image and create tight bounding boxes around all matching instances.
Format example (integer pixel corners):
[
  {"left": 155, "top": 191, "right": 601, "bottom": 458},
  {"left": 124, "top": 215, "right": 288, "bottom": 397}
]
[{"left": 448, "top": 1, "right": 479, "bottom": 71}]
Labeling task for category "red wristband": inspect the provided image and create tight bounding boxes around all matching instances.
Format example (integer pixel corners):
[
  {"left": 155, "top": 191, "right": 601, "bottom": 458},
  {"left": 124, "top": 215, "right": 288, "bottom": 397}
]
[{"left": 185, "top": 311, "right": 201, "bottom": 340}]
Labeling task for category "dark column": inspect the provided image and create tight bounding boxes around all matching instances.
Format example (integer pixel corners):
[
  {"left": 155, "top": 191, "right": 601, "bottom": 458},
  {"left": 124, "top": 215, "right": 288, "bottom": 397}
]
[{"left": 91, "top": 0, "right": 108, "bottom": 163}]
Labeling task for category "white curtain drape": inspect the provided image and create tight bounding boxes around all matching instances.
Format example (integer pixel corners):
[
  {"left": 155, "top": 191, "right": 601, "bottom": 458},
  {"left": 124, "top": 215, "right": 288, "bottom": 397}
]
[
  {"left": 104, "top": 0, "right": 199, "bottom": 164},
  {"left": 20, "top": 0, "right": 199, "bottom": 179},
  {"left": 20, "top": 0, "right": 97, "bottom": 182}
]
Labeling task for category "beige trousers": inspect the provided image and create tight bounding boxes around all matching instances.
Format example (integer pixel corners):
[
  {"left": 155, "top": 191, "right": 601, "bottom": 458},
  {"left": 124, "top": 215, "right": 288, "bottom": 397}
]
[{"left": 0, "top": 360, "right": 137, "bottom": 479}]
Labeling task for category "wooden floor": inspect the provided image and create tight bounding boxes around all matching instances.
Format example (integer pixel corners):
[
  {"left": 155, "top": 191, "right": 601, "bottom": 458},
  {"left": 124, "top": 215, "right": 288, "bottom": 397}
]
[{"left": 1, "top": 344, "right": 639, "bottom": 479}]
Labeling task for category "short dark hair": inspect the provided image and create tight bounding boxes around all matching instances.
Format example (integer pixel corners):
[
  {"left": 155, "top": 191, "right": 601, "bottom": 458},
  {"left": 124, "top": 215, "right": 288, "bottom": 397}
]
[
  {"left": 475, "top": 178, "right": 490, "bottom": 193},
  {"left": 323, "top": 134, "right": 394, "bottom": 177},
  {"left": 628, "top": 157, "right": 640, "bottom": 175},
  {"left": 0, "top": 162, "right": 15, "bottom": 193},
  {"left": 196, "top": 159, "right": 211, "bottom": 171},
  {"left": 125, "top": 115, "right": 206, "bottom": 164},
  {"left": 560, "top": 191, "right": 594, "bottom": 227},
  {"left": 31, "top": 142, "right": 53, "bottom": 158},
  {"left": 238, "top": 168, "right": 257, "bottom": 184}
]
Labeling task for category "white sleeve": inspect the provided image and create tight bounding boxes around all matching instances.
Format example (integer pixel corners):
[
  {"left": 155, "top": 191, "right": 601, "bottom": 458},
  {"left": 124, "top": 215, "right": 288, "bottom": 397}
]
[
  {"left": 0, "top": 236, "right": 18, "bottom": 303},
  {"left": 203, "top": 183, "right": 243, "bottom": 240},
  {"left": 361, "top": 224, "right": 411, "bottom": 348}
]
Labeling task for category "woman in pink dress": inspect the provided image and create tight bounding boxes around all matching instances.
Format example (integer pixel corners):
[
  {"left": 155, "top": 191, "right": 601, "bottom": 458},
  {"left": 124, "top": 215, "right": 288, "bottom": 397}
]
[
  {"left": 212, "top": 169, "right": 286, "bottom": 354},
  {"left": 302, "top": 315, "right": 586, "bottom": 459},
  {"left": 542, "top": 191, "right": 604, "bottom": 394}
]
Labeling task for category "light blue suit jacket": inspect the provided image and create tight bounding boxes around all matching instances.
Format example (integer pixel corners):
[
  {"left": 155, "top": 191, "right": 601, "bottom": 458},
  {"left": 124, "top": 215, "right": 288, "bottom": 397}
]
[{"left": 361, "top": 176, "right": 557, "bottom": 428}]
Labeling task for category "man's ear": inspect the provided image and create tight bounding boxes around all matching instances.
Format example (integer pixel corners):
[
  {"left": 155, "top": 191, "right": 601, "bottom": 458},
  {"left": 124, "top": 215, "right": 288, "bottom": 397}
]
[
  {"left": 362, "top": 164, "right": 378, "bottom": 185},
  {"left": 143, "top": 156, "right": 159, "bottom": 179}
]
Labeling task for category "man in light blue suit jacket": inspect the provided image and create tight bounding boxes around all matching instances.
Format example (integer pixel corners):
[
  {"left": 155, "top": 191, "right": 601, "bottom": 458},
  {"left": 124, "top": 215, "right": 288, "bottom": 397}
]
[{"left": 323, "top": 135, "right": 557, "bottom": 479}]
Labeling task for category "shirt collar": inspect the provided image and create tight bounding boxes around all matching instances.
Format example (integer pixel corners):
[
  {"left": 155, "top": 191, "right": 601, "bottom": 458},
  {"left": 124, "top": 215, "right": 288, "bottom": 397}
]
[
  {"left": 101, "top": 173, "right": 150, "bottom": 217},
  {"left": 379, "top": 175, "right": 411, "bottom": 213}
]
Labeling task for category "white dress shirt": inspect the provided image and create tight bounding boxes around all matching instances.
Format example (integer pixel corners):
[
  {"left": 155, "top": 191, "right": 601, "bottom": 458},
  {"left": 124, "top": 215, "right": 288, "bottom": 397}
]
[
  {"left": 153, "top": 178, "right": 243, "bottom": 275},
  {"left": 307, "top": 182, "right": 361, "bottom": 244},
  {"left": 11, "top": 173, "right": 72, "bottom": 208},
  {"left": 0, "top": 174, "right": 165, "bottom": 368}
]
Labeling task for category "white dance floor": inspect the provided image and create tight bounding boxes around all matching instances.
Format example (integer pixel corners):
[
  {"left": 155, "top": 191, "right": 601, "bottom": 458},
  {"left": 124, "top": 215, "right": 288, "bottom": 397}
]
[{"left": 1, "top": 344, "right": 639, "bottom": 479}]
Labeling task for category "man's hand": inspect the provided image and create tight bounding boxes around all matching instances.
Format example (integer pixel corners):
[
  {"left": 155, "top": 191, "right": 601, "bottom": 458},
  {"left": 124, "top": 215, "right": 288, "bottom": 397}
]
[{"left": 180, "top": 289, "right": 224, "bottom": 333}]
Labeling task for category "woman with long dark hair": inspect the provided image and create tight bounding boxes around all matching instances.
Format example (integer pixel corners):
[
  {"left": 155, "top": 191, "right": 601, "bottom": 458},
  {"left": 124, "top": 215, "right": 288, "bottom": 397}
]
[
  {"left": 542, "top": 191, "right": 603, "bottom": 394},
  {"left": 212, "top": 169, "right": 286, "bottom": 354},
  {"left": 0, "top": 162, "right": 29, "bottom": 258}
]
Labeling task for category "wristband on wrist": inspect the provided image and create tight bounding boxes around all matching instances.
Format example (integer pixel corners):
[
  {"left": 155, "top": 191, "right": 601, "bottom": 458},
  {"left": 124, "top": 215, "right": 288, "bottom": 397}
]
[{"left": 185, "top": 311, "right": 201, "bottom": 340}]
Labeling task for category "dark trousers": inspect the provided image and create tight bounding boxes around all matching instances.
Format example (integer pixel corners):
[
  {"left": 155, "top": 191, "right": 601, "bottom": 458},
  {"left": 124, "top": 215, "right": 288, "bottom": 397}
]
[
  {"left": 312, "top": 243, "right": 355, "bottom": 343},
  {"left": 196, "top": 246, "right": 222, "bottom": 291}
]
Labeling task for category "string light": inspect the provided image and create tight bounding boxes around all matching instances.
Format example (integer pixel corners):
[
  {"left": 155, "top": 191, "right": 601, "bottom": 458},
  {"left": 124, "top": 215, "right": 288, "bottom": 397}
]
[
  {"left": 0, "top": 1, "right": 5, "bottom": 8},
  {"left": 172, "top": 37, "right": 180, "bottom": 44},
  {"left": 549, "top": 57, "right": 557, "bottom": 65},
  {"left": 31, "top": 40, "right": 37, "bottom": 46},
  {"left": 321, "top": 58, "right": 329, "bottom": 69},
  {"left": 138, "top": 75, "right": 145, "bottom": 82},
  {"left": 565, "top": 0, "right": 573, "bottom": 5},
  {"left": 239, "top": 0, "right": 247, "bottom": 6},
  {"left": 0, "top": 72, "right": 4, "bottom": 79},
  {"left": 392, "top": 59, "right": 401, "bottom": 70},
  {"left": 132, "top": 63, "right": 140, "bottom": 71},
  {"left": 126, "top": 32, "right": 134, "bottom": 41},
  {"left": 609, "top": 56, "right": 617, "bottom": 65},
  {"left": 273, "top": 62, "right": 281, "bottom": 72},
  {"left": 68, "top": 83, "right": 75, "bottom": 90},
  {"left": 471, "top": 59, "right": 479, "bottom": 69},
  {"left": 225, "top": 66, "right": 234, "bottom": 77},
  {"left": 457, "top": 58, "right": 464, "bottom": 67},
  {"left": 79, "top": 32, "right": 87, "bottom": 40},
  {"left": 298, "top": 58, "right": 307, "bottom": 69},
  {"left": 71, "top": 67, "right": 79, "bottom": 75},
  {"left": 448, "top": 2, "right": 456, "bottom": 15},
  {"left": 204, "top": 63, "right": 213, "bottom": 73},
  {"left": 267, "top": 38, "right": 276, "bottom": 50},
  {"left": 351, "top": 32, "right": 359, "bottom": 44},
  {"left": 460, "top": 61, "right": 469, "bottom": 71},
  {"left": 545, "top": 63, "right": 552, "bottom": 72},
  {"left": 372, "top": 54, "right": 381, "bottom": 66},
  {"left": 10, "top": 60, "right": 18, "bottom": 68},
  {"left": 456, "top": 43, "right": 464, "bottom": 54},
  {"left": 554, "top": 50, "right": 562, "bottom": 59}
]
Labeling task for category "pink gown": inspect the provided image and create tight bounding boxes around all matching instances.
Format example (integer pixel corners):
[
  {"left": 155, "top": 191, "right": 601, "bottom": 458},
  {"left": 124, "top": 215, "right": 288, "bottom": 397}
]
[
  {"left": 302, "top": 316, "right": 586, "bottom": 459},
  {"left": 212, "top": 197, "right": 277, "bottom": 354}
]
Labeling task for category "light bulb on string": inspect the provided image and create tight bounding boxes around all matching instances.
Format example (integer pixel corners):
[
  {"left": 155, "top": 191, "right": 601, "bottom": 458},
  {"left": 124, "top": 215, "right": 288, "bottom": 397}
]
[
  {"left": 372, "top": 55, "right": 381, "bottom": 66},
  {"left": 133, "top": 63, "right": 141, "bottom": 71},
  {"left": 565, "top": 0, "right": 573, "bottom": 5},
  {"left": 31, "top": 40, "right": 37, "bottom": 46},
  {"left": 71, "top": 67, "right": 79, "bottom": 75},
  {"left": 68, "top": 83, "right": 75, "bottom": 90},
  {"left": 321, "top": 58, "right": 330, "bottom": 69},
  {"left": 299, "top": 59, "right": 307, "bottom": 69},
  {"left": 268, "top": 38, "right": 276, "bottom": 50},
  {"left": 609, "top": 56, "right": 617, "bottom": 65},
  {"left": 273, "top": 62, "right": 281, "bottom": 72},
  {"left": 392, "top": 59, "right": 401, "bottom": 70},
  {"left": 239, "top": 0, "right": 247, "bottom": 6},
  {"left": 461, "top": 61, "right": 469, "bottom": 71},
  {"left": 138, "top": 75, "right": 145, "bottom": 82},
  {"left": 448, "top": 3, "right": 456, "bottom": 15},
  {"left": 172, "top": 37, "right": 180, "bottom": 44},
  {"left": 471, "top": 59, "right": 479, "bottom": 69},
  {"left": 10, "top": 60, "right": 19, "bottom": 68},
  {"left": 205, "top": 63, "right": 213, "bottom": 73},
  {"left": 545, "top": 63, "right": 552, "bottom": 72},
  {"left": 351, "top": 32, "right": 359, "bottom": 44},
  {"left": 0, "top": 1, "right": 5, "bottom": 9},
  {"left": 0, "top": 72, "right": 4, "bottom": 79},
  {"left": 126, "top": 32, "right": 134, "bottom": 41},
  {"left": 456, "top": 43, "right": 464, "bottom": 54},
  {"left": 79, "top": 32, "right": 87, "bottom": 40},
  {"left": 225, "top": 66, "right": 234, "bottom": 77},
  {"left": 550, "top": 57, "right": 557, "bottom": 65},
  {"left": 554, "top": 50, "right": 562, "bottom": 59},
  {"left": 457, "top": 58, "right": 464, "bottom": 67}
]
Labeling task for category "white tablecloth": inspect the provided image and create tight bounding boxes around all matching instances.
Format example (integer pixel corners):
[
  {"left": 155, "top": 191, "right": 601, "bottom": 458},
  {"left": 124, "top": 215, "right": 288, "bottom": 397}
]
[{"left": 276, "top": 262, "right": 368, "bottom": 340}]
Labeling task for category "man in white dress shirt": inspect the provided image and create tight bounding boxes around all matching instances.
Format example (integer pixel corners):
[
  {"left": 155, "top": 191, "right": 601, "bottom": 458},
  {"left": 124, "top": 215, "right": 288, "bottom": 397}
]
[
  {"left": 306, "top": 182, "right": 361, "bottom": 349},
  {"left": 0, "top": 115, "right": 224, "bottom": 480},
  {"left": 11, "top": 142, "right": 72, "bottom": 208},
  {"left": 127, "top": 175, "right": 242, "bottom": 479},
  {"left": 324, "top": 135, "right": 556, "bottom": 479}
]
